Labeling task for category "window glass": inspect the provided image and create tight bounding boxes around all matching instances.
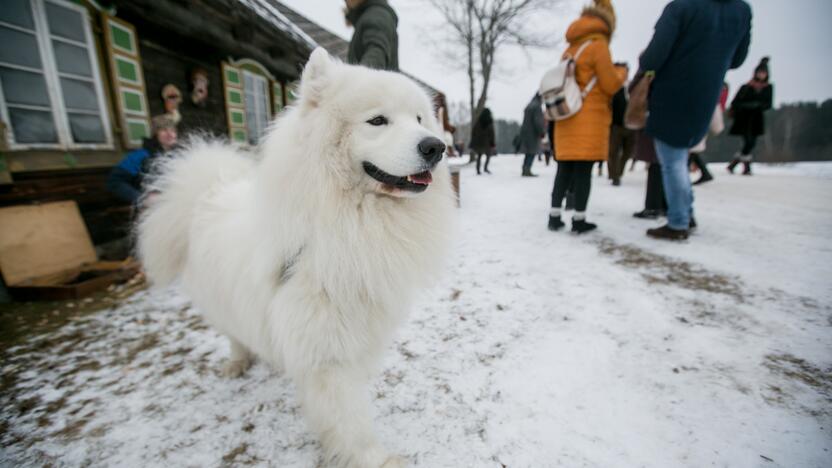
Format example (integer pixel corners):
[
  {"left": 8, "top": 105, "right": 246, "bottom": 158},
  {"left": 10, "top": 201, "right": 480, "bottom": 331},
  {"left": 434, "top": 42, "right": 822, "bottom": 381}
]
[
  {"left": 0, "top": 0, "right": 109, "bottom": 147},
  {"left": 44, "top": 2, "right": 85, "bottom": 43},
  {"left": 67, "top": 112, "right": 105, "bottom": 143},
  {"left": 8, "top": 108, "right": 58, "bottom": 143},
  {"left": 243, "top": 71, "right": 269, "bottom": 144},
  {"left": 59, "top": 77, "right": 98, "bottom": 111},
  {"left": 0, "top": 27, "right": 43, "bottom": 69},
  {"left": 0, "top": 67, "right": 51, "bottom": 107},
  {"left": 52, "top": 41, "right": 92, "bottom": 77},
  {"left": 0, "top": 0, "right": 35, "bottom": 29}
]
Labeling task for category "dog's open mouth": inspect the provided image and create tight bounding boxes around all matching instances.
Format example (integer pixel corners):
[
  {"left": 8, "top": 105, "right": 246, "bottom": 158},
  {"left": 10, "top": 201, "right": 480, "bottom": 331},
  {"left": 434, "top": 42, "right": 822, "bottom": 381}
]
[{"left": 362, "top": 162, "right": 433, "bottom": 193}]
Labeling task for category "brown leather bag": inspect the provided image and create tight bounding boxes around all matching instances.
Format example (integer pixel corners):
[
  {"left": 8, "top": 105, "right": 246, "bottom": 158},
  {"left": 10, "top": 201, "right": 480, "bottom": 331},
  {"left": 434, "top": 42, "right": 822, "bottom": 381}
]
[{"left": 624, "top": 71, "right": 654, "bottom": 130}]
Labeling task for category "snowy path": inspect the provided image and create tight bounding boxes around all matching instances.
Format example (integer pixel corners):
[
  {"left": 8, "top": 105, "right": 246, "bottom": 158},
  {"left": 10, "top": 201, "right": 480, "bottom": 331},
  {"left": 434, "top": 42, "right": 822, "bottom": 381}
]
[{"left": 1, "top": 157, "right": 830, "bottom": 468}]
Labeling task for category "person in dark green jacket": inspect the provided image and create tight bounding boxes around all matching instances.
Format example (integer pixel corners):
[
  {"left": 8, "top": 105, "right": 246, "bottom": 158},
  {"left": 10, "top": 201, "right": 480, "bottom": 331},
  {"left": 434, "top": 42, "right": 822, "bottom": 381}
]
[{"left": 345, "top": 0, "right": 399, "bottom": 71}]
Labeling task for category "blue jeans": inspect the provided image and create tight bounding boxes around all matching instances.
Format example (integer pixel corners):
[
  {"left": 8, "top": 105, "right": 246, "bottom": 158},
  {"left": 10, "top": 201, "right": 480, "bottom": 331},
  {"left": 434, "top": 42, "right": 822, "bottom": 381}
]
[{"left": 654, "top": 138, "right": 693, "bottom": 230}]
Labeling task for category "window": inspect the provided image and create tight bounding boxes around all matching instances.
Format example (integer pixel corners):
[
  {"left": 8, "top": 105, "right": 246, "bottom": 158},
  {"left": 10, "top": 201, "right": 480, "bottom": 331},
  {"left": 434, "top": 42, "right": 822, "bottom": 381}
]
[
  {"left": 0, "top": 0, "right": 111, "bottom": 149},
  {"left": 243, "top": 70, "right": 270, "bottom": 145}
]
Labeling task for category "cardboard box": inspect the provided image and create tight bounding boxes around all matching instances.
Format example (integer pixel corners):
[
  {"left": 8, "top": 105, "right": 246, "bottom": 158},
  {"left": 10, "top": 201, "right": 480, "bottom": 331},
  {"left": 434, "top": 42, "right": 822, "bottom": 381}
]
[{"left": 0, "top": 201, "right": 139, "bottom": 301}]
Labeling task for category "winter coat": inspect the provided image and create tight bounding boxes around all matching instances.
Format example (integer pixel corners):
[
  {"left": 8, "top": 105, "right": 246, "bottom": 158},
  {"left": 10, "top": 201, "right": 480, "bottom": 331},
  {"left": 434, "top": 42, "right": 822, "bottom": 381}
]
[
  {"left": 469, "top": 119, "right": 495, "bottom": 155},
  {"left": 106, "top": 138, "right": 164, "bottom": 205},
  {"left": 346, "top": 0, "right": 399, "bottom": 71},
  {"left": 518, "top": 95, "right": 545, "bottom": 155},
  {"left": 554, "top": 15, "right": 624, "bottom": 161},
  {"left": 611, "top": 87, "right": 627, "bottom": 127},
  {"left": 634, "top": 131, "right": 658, "bottom": 164},
  {"left": 639, "top": 0, "right": 752, "bottom": 148},
  {"left": 729, "top": 82, "right": 773, "bottom": 136}
]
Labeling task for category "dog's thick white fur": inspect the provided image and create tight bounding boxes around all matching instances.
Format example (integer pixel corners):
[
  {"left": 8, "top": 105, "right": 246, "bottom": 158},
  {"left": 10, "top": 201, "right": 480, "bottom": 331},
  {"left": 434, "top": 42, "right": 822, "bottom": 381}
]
[{"left": 137, "top": 48, "right": 454, "bottom": 467}]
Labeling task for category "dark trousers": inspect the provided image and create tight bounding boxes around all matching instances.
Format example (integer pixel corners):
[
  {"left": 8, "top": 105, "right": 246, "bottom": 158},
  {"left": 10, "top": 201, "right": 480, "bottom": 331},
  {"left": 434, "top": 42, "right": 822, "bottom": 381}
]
[
  {"left": 645, "top": 162, "right": 668, "bottom": 212},
  {"left": 608, "top": 125, "right": 636, "bottom": 182},
  {"left": 551, "top": 161, "right": 593, "bottom": 212},
  {"left": 475, "top": 151, "right": 492, "bottom": 174},
  {"left": 689, "top": 153, "right": 713, "bottom": 180},
  {"left": 523, "top": 154, "right": 535, "bottom": 172}
]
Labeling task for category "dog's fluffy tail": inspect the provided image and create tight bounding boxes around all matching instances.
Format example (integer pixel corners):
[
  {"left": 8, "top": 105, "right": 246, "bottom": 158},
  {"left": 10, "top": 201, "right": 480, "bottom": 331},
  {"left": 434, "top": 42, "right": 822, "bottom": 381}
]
[{"left": 137, "top": 139, "right": 252, "bottom": 286}]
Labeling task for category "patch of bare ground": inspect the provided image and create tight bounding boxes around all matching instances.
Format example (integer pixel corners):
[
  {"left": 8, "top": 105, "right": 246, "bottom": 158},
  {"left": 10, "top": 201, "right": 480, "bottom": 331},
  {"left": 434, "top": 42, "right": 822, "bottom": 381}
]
[
  {"left": 594, "top": 238, "right": 744, "bottom": 301},
  {"left": 221, "top": 442, "right": 260, "bottom": 466},
  {"left": 763, "top": 353, "right": 832, "bottom": 416}
]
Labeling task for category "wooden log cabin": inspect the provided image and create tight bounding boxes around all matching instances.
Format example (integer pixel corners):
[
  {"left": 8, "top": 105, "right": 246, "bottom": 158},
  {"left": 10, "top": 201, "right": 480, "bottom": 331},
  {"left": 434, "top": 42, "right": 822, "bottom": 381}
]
[{"left": 0, "top": 0, "right": 316, "bottom": 247}]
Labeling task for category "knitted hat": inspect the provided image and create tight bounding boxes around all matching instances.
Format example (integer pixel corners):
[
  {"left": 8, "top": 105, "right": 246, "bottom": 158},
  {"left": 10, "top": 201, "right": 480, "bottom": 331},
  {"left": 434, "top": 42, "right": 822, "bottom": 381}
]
[
  {"left": 583, "top": 0, "right": 616, "bottom": 34},
  {"left": 754, "top": 57, "right": 770, "bottom": 80},
  {"left": 151, "top": 114, "right": 177, "bottom": 134}
]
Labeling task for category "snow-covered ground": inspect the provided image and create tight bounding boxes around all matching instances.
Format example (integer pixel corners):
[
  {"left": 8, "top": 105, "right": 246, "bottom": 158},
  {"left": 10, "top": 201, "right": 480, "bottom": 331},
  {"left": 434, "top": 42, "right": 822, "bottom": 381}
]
[{"left": 1, "top": 157, "right": 830, "bottom": 468}]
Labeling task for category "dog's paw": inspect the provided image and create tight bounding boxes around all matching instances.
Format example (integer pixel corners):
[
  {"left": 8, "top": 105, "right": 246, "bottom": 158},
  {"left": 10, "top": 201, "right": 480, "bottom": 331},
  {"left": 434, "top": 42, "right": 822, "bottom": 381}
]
[
  {"left": 220, "top": 358, "right": 251, "bottom": 378},
  {"left": 380, "top": 455, "right": 407, "bottom": 468}
]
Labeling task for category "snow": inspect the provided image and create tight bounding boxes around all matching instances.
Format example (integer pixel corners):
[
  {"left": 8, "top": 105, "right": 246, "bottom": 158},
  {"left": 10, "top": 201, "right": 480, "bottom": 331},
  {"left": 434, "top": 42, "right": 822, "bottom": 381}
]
[
  {"left": 238, "top": 0, "right": 318, "bottom": 51},
  {"left": 1, "top": 157, "right": 830, "bottom": 468}
]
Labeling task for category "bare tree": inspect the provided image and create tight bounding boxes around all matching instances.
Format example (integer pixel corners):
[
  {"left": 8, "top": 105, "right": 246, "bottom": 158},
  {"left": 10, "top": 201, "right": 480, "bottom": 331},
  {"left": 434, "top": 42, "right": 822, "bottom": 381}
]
[{"left": 427, "top": 0, "right": 561, "bottom": 131}]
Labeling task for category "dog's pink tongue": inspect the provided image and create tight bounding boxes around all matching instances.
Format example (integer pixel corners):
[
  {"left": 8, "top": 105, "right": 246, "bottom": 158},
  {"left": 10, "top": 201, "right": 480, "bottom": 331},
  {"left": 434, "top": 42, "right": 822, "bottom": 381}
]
[{"left": 411, "top": 171, "right": 433, "bottom": 185}]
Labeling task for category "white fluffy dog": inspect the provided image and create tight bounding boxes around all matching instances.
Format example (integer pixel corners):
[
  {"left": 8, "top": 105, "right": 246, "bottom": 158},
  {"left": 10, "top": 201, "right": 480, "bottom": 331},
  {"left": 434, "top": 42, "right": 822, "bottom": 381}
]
[{"left": 138, "top": 48, "right": 454, "bottom": 467}]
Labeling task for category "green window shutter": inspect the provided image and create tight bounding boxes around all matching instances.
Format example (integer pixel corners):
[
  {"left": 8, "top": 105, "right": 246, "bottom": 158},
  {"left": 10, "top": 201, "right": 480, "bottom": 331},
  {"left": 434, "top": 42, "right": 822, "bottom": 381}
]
[
  {"left": 271, "top": 81, "right": 284, "bottom": 116},
  {"left": 222, "top": 62, "right": 247, "bottom": 143},
  {"left": 104, "top": 15, "right": 150, "bottom": 148},
  {"left": 285, "top": 81, "right": 299, "bottom": 106}
]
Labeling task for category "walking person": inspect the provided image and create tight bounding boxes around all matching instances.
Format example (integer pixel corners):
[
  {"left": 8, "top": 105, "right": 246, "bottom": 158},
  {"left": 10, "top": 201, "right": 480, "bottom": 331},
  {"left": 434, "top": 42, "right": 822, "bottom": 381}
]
[
  {"left": 548, "top": 0, "right": 624, "bottom": 234},
  {"left": 470, "top": 108, "right": 496, "bottom": 175},
  {"left": 608, "top": 62, "right": 635, "bottom": 186},
  {"left": 727, "top": 57, "right": 773, "bottom": 175},
  {"left": 639, "top": 0, "right": 752, "bottom": 240},
  {"left": 519, "top": 94, "right": 545, "bottom": 177},
  {"left": 345, "top": 0, "right": 399, "bottom": 71}
]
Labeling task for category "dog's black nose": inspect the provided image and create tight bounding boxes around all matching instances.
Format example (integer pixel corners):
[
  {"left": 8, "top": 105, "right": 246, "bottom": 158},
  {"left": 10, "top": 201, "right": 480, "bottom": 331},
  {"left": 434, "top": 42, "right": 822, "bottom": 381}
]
[{"left": 417, "top": 137, "right": 445, "bottom": 166}]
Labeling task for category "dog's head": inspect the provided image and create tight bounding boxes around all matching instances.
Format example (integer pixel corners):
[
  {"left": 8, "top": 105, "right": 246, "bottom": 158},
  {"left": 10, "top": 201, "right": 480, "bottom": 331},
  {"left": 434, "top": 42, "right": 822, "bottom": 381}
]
[{"left": 297, "top": 48, "right": 446, "bottom": 197}]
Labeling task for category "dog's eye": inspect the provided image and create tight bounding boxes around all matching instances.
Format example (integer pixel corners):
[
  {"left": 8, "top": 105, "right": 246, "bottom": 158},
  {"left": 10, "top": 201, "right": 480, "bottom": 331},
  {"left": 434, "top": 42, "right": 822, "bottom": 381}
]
[
  {"left": 367, "top": 115, "right": 388, "bottom": 126},
  {"left": 417, "top": 115, "right": 422, "bottom": 124}
]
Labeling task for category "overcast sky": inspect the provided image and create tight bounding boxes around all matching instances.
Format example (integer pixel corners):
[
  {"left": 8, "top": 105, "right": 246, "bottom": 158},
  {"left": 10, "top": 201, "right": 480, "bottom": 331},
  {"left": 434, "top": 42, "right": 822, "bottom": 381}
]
[{"left": 280, "top": 0, "right": 832, "bottom": 121}]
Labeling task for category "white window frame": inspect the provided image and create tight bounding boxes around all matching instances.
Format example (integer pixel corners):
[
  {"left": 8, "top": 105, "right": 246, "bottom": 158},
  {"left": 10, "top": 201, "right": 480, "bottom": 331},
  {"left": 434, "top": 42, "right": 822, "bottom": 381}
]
[
  {"left": 0, "top": 0, "right": 113, "bottom": 151},
  {"left": 242, "top": 70, "right": 270, "bottom": 145}
]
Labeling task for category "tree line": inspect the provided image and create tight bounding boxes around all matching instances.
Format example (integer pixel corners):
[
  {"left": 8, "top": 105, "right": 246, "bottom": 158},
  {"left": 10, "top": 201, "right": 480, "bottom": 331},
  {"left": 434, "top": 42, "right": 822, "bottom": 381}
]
[{"left": 451, "top": 100, "right": 832, "bottom": 162}]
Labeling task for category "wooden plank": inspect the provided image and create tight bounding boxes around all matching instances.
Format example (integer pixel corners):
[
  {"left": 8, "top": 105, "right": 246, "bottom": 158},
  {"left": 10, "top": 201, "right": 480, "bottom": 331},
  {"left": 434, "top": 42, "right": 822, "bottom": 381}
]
[
  {"left": 0, "top": 201, "right": 98, "bottom": 286},
  {"left": 7, "top": 260, "right": 139, "bottom": 301}
]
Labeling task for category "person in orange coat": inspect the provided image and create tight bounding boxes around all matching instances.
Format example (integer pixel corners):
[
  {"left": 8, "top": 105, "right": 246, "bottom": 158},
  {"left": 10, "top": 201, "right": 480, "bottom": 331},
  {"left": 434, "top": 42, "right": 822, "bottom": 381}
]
[{"left": 548, "top": 0, "right": 624, "bottom": 234}]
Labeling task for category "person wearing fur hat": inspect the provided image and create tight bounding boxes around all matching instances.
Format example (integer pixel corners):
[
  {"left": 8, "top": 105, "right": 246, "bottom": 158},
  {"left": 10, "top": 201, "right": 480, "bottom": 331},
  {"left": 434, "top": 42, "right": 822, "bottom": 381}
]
[
  {"left": 727, "top": 57, "right": 773, "bottom": 175},
  {"left": 638, "top": 0, "right": 752, "bottom": 241},
  {"left": 106, "top": 115, "right": 178, "bottom": 206},
  {"left": 548, "top": 0, "right": 625, "bottom": 234}
]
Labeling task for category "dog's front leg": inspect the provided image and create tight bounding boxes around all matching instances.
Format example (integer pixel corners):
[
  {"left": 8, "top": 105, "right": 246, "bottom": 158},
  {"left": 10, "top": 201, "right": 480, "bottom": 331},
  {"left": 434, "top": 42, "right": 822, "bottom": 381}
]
[{"left": 297, "top": 366, "right": 405, "bottom": 468}]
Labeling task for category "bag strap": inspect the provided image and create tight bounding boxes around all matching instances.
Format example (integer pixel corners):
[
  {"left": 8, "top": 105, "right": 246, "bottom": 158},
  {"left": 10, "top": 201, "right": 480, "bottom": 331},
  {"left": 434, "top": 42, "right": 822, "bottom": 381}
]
[
  {"left": 572, "top": 39, "right": 594, "bottom": 61},
  {"left": 571, "top": 40, "right": 596, "bottom": 97},
  {"left": 582, "top": 77, "right": 597, "bottom": 98}
]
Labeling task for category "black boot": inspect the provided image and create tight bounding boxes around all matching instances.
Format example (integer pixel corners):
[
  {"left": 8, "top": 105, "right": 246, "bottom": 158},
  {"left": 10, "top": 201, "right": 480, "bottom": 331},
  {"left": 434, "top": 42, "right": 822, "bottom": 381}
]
[
  {"left": 727, "top": 158, "right": 740, "bottom": 174},
  {"left": 633, "top": 209, "right": 661, "bottom": 219},
  {"left": 571, "top": 218, "right": 597, "bottom": 234},
  {"left": 693, "top": 173, "right": 713, "bottom": 185},
  {"left": 742, "top": 161, "right": 752, "bottom": 175},
  {"left": 548, "top": 215, "right": 565, "bottom": 231}
]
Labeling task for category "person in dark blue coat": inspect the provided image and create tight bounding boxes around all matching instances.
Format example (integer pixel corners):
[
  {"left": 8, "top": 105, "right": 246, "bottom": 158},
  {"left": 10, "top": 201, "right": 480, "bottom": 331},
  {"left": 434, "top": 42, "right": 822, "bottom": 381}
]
[
  {"left": 639, "top": 0, "right": 752, "bottom": 240},
  {"left": 107, "top": 115, "right": 178, "bottom": 205}
]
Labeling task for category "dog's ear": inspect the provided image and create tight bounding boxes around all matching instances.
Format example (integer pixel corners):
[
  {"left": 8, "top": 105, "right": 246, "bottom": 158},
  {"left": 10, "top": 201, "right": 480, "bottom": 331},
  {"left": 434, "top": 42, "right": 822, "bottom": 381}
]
[{"left": 300, "top": 47, "right": 332, "bottom": 108}]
